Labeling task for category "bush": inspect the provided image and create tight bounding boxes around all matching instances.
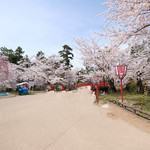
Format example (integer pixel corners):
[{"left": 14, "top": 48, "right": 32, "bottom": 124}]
[
  {"left": 6, "top": 88, "right": 13, "bottom": 92},
  {"left": 99, "top": 86, "right": 108, "bottom": 93},
  {"left": 125, "top": 79, "right": 137, "bottom": 93}
]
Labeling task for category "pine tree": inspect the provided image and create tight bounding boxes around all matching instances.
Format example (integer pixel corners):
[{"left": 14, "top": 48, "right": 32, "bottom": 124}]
[
  {"left": 0, "top": 46, "right": 24, "bottom": 64},
  {"left": 58, "top": 45, "right": 74, "bottom": 69}
]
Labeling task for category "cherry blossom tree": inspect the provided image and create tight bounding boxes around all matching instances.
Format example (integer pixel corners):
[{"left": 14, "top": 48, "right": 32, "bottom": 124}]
[
  {"left": 7, "top": 63, "right": 19, "bottom": 89},
  {"left": 112, "top": 40, "right": 150, "bottom": 93},
  {"left": 17, "top": 55, "right": 65, "bottom": 88},
  {"left": 74, "top": 34, "right": 150, "bottom": 93},
  {"left": 16, "top": 54, "right": 78, "bottom": 90},
  {"left": 62, "top": 69, "right": 78, "bottom": 86},
  {"left": 0, "top": 56, "right": 9, "bottom": 90},
  {"left": 0, "top": 56, "right": 8, "bottom": 80},
  {"left": 99, "top": 0, "right": 150, "bottom": 48},
  {"left": 124, "top": 43, "right": 150, "bottom": 92},
  {"left": 95, "top": 0, "right": 150, "bottom": 92},
  {"left": 74, "top": 36, "right": 119, "bottom": 92},
  {"left": 0, "top": 57, "right": 20, "bottom": 91}
]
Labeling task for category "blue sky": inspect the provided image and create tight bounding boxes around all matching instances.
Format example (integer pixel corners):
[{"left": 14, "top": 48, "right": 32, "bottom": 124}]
[{"left": 0, "top": 0, "right": 107, "bottom": 68}]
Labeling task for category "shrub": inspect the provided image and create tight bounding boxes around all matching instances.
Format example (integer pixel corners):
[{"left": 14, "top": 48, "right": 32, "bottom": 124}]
[{"left": 126, "top": 79, "right": 137, "bottom": 93}]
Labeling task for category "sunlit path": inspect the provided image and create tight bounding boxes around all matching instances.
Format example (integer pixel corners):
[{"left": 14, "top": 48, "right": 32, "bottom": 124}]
[{"left": 0, "top": 87, "right": 150, "bottom": 150}]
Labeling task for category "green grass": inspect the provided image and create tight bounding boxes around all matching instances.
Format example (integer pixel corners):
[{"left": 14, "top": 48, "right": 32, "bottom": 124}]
[
  {"left": 28, "top": 90, "right": 45, "bottom": 95},
  {"left": 99, "top": 92, "right": 150, "bottom": 112}
]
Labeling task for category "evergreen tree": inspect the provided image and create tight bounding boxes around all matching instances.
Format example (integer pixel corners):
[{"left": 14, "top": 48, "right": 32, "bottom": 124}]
[
  {"left": 19, "top": 55, "right": 31, "bottom": 68},
  {"left": 58, "top": 45, "right": 74, "bottom": 69},
  {"left": 36, "top": 51, "right": 45, "bottom": 59},
  {"left": 0, "top": 46, "right": 24, "bottom": 64}
]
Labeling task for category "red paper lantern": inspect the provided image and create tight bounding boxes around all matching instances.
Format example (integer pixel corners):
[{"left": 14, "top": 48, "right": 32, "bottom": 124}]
[
  {"left": 115, "top": 65, "right": 127, "bottom": 103},
  {"left": 115, "top": 65, "right": 127, "bottom": 79}
]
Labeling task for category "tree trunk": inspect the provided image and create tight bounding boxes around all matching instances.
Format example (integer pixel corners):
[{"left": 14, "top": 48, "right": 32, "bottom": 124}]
[
  {"left": 137, "top": 78, "right": 144, "bottom": 93},
  {"left": 108, "top": 78, "right": 117, "bottom": 92}
]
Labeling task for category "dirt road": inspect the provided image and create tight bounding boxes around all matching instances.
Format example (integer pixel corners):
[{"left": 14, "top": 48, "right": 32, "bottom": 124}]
[{"left": 0, "top": 87, "right": 150, "bottom": 150}]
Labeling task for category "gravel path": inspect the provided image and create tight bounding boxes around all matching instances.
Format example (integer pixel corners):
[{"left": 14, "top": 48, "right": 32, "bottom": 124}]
[{"left": 0, "top": 87, "right": 150, "bottom": 150}]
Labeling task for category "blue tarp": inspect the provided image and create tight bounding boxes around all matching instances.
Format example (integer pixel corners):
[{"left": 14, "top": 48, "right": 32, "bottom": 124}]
[{"left": 0, "top": 93, "right": 8, "bottom": 96}]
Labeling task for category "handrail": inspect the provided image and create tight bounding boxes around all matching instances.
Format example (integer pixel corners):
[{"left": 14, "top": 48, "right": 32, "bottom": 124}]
[{"left": 109, "top": 99, "right": 150, "bottom": 118}]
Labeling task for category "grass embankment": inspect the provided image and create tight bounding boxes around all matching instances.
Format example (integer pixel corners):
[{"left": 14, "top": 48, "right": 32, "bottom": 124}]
[
  {"left": 99, "top": 92, "right": 150, "bottom": 112},
  {"left": 28, "top": 90, "right": 45, "bottom": 95}
]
